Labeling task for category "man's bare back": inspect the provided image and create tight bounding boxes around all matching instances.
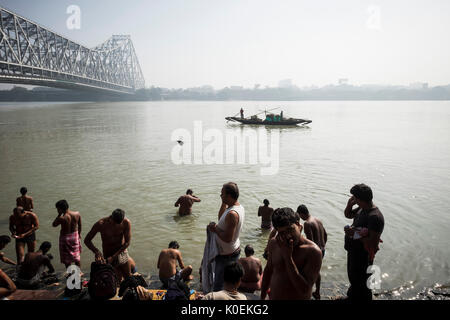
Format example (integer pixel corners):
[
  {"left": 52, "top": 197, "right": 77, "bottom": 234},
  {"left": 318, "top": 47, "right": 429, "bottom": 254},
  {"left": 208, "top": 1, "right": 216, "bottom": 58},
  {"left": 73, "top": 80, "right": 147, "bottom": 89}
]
[
  {"left": 266, "top": 237, "right": 322, "bottom": 300},
  {"left": 238, "top": 256, "right": 262, "bottom": 283},
  {"left": 175, "top": 195, "right": 200, "bottom": 216},
  {"left": 18, "top": 252, "right": 53, "bottom": 280},
  {"left": 158, "top": 248, "right": 182, "bottom": 279},
  {"left": 16, "top": 196, "right": 33, "bottom": 212},
  {"left": 303, "top": 217, "right": 327, "bottom": 250},
  {"left": 55, "top": 211, "right": 81, "bottom": 235},
  {"left": 258, "top": 206, "right": 274, "bottom": 228}
]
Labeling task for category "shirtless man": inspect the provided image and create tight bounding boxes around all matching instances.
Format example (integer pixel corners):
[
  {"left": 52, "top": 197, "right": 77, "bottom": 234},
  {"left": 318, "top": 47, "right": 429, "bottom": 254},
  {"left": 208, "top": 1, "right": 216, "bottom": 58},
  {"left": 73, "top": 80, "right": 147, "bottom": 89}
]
[
  {"left": 16, "top": 241, "right": 55, "bottom": 289},
  {"left": 297, "top": 204, "right": 327, "bottom": 300},
  {"left": 16, "top": 187, "right": 34, "bottom": 212},
  {"left": 84, "top": 208, "right": 132, "bottom": 282},
  {"left": 157, "top": 241, "right": 193, "bottom": 288},
  {"left": 261, "top": 207, "right": 322, "bottom": 300},
  {"left": 174, "top": 189, "right": 201, "bottom": 216},
  {"left": 0, "top": 236, "right": 16, "bottom": 266},
  {"left": 52, "top": 200, "right": 82, "bottom": 269},
  {"left": 258, "top": 199, "right": 274, "bottom": 229},
  {"left": 238, "top": 245, "right": 263, "bottom": 293},
  {"left": 9, "top": 207, "right": 39, "bottom": 264}
]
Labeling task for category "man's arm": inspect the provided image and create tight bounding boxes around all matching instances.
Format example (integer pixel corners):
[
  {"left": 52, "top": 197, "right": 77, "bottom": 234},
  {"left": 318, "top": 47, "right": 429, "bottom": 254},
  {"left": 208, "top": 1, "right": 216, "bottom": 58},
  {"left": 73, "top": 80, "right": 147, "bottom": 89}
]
[
  {"left": 78, "top": 214, "right": 82, "bottom": 237},
  {"left": 84, "top": 222, "right": 104, "bottom": 262},
  {"left": 218, "top": 203, "right": 228, "bottom": 220},
  {"left": 9, "top": 216, "right": 16, "bottom": 236},
  {"left": 176, "top": 250, "right": 186, "bottom": 269},
  {"left": 213, "top": 211, "right": 238, "bottom": 243},
  {"left": 0, "top": 253, "right": 16, "bottom": 266},
  {"left": 190, "top": 195, "right": 201, "bottom": 202},
  {"left": 52, "top": 214, "right": 63, "bottom": 227},
  {"left": 260, "top": 240, "right": 274, "bottom": 300},
  {"left": 30, "top": 197, "right": 34, "bottom": 210},
  {"left": 257, "top": 207, "right": 262, "bottom": 217},
  {"left": 0, "top": 269, "right": 16, "bottom": 298},
  {"left": 344, "top": 196, "right": 359, "bottom": 219},
  {"left": 157, "top": 252, "right": 161, "bottom": 269},
  {"left": 44, "top": 257, "right": 55, "bottom": 274},
  {"left": 174, "top": 197, "right": 181, "bottom": 207}
]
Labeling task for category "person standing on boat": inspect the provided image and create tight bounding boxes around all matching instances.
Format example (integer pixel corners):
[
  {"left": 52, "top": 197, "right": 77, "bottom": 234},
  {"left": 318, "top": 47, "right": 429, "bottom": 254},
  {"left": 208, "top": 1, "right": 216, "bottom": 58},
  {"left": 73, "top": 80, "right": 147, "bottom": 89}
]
[
  {"left": 280, "top": 111, "right": 283, "bottom": 120},
  {"left": 240, "top": 108, "right": 244, "bottom": 119}
]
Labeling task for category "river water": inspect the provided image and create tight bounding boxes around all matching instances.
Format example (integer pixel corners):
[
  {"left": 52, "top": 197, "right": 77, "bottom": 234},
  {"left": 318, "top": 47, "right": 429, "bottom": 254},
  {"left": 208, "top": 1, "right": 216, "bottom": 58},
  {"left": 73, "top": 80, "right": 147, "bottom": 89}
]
[{"left": 0, "top": 100, "right": 449, "bottom": 298}]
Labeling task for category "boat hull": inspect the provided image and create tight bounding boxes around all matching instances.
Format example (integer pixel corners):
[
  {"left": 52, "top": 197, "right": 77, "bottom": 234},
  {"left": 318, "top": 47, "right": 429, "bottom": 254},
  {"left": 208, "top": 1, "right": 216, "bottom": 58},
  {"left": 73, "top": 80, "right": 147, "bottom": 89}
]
[{"left": 225, "top": 117, "right": 311, "bottom": 126}]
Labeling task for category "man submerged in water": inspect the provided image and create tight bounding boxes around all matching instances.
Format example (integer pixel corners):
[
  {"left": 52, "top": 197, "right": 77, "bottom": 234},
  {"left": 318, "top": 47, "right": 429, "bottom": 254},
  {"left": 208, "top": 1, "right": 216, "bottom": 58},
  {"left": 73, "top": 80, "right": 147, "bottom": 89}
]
[
  {"left": 157, "top": 241, "right": 193, "bottom": 288},
  {"left": 297, "top": 204, "right": 327, "bottom": 300},
  {"left": 84, "top": 208, "right": 132, "bottom": 282},
  {"left": 258, "top": 199, "right": 274, "bottom": 229},
  {"left": 9, "top": 206, "right": 39, "bottom": 264},
  {"left": 174, "top": 189, "right": 201, "bottom": 216},
  {"left": 261, "top": 207, "right": 322, "bottom": 300},
  {"left": 0, "top": 235, "right": 16, "bottom": 266}
]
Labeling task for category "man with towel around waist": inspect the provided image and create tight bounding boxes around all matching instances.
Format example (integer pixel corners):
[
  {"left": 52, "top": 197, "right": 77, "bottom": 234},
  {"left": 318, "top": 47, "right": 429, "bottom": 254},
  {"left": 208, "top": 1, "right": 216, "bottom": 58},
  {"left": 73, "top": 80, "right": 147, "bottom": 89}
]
[
  {"left": 52, "top": 200, "right": 82, "bottom": 269},
  {"left": 208, "top": 182, "right": 245, "bottom": 291}
]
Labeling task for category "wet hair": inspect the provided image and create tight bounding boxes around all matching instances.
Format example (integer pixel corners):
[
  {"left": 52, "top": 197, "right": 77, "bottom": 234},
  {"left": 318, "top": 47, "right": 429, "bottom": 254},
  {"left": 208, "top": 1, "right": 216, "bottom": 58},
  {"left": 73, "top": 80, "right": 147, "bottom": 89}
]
[
  {"left": 223, "top": 182, "right": 239, "bottom": 200},
  {"left": 186, "top": 189, "right": 193, "bottom": 195},
  {"left": 272, "top": 207, "right": 300, "bottom": 229},
  {"left": 168, "top": 241, "right": 180, "bottom": 249},
  {"left": 350, "top": 184, "right": 373, "bottom": 203},
  {"left": 297, "top": 204, "right": 309, "bottom": 216},
  {"left": 39, "top": 241, "right": 52, "bottom": 253},
  {"left": 20, "top": 187, "right": 27, "bottom": 195},
  {"left": 0, "top": 235, "right": 11, "bottom": 245},
  {"left": 244, "top": 245, "right": 254, "bottom": 257},
  {"left": 263, "top": 199, "right": 269, "bottom": 206},
  {"left": 55, "top": 199, "right": 69, "bottom": 211},
  {"left": 111, "top": 209, "right": 125, "bottom": 224},
  {"left": 223, "top": 261, "right": 244, "bottom": 284}
]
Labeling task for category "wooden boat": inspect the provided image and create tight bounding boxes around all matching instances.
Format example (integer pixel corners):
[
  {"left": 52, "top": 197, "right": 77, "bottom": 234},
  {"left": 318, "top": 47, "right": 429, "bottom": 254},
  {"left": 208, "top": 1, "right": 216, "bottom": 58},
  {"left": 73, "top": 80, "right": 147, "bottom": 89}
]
[{"left": 226, "top": 108, "right": 311, "bottom": 126}]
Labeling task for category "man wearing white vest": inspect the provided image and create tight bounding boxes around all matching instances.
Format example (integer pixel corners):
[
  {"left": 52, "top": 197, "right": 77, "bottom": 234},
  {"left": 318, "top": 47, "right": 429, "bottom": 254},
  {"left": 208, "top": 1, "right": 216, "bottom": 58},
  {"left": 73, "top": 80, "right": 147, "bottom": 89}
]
[{"left": 208, "top": 182, "right": 245, "bottom": 291}]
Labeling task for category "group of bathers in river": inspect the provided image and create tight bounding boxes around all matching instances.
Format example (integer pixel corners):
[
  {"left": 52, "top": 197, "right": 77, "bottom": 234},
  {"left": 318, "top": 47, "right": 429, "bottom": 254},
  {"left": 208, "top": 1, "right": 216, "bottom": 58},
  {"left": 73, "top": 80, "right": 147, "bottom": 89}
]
[{"left": 0, "top": 182, "right": 384, "bottom": 300}]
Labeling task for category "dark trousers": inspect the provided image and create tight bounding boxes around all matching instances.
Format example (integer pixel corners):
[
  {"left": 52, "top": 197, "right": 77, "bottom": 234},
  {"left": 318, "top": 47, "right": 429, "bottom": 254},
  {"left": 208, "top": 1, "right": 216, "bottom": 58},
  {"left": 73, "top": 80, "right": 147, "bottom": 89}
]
[
  {"left": 346, "top": 248, "right": 373, "bottom": 300},
  {"left": 213, "top": 250, "right": 240, "bottom": 291}
]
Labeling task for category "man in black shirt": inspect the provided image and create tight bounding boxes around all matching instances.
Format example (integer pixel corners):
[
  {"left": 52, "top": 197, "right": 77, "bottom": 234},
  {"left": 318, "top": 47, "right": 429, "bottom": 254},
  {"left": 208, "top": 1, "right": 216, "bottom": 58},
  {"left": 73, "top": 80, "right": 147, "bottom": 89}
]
[{"left": 344, "top": 184, "right": 384, "bottom": 300}]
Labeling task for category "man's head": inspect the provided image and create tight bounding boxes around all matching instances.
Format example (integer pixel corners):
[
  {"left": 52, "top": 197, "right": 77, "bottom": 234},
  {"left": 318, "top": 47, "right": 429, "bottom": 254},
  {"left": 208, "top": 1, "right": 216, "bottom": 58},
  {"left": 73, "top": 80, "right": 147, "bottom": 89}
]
[
  {"left": 0, "top": 235, "right": 11, "bottom": 250},
  {"left": 296, "top": 204, "right": 309, "bottom": 221},
  {"left": 263, "top": 199, "right": 269, "bottom": 206},
  {"left": 39, "top": 241, "right": 52, "bottom": 254},
  {"left": 186, "top": 189, "right": 193, "bottom": 195},
  {"left": 111, "top": 208, "right": 125, "bottom": 224},
  {"left": 224, "top": 261, "right": 244, "bottom": 288},
  {"left": 272, "top": 207, "right": 303, "bottom": 246},
  {"left": 20, "top": 187, "right": 27, "bottom": 196},
  {"left": 13, "top": 206, "right": 25, "bottom": 216},
  {"left": 221, "top": 182, "right": 239, "bottom": 205},
  {"left": 168, "top": 241, "right": 180, "bottom": 249},
  {"left": 244, "top": 245, "right": 254, "bottom": 257},
  {"left": 350, "top": 184, "right": 373, "bottom": 207},
  {"left": 55, "top": 199, "right": 69, "bottom": 214}
]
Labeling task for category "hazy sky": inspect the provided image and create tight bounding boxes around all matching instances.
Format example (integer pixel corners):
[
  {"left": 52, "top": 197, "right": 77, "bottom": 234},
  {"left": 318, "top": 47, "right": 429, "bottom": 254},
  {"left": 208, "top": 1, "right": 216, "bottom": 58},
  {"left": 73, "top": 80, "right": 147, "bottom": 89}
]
[{"left": 1, "top": 0, "right": 449, "bottom": 88}]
